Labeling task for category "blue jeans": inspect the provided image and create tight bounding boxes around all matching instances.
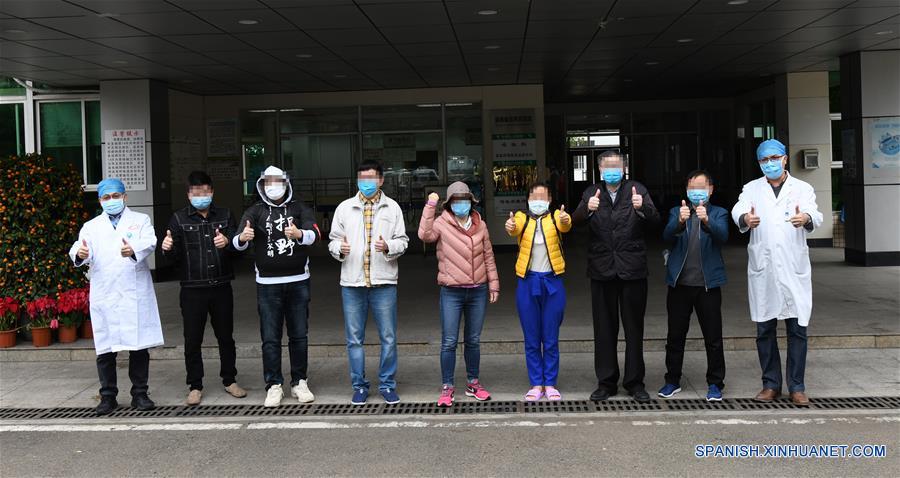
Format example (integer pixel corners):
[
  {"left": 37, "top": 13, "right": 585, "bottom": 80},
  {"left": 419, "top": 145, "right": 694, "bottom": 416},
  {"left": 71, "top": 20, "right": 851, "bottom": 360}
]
[
  {"left": 439, "top": 284, "right": 488, "bottom": 386},
  {"left": 257, "top": 280, "right": 310, "bottom": 389},
  {"left": 342, "top": 285, "right": 398, "bottom": 391},
  {"left": 756, "top": 317, "right": 807, "bottom": 392},
  {"left": 516, "top": 272, "right": 566, "bottom": 386}
]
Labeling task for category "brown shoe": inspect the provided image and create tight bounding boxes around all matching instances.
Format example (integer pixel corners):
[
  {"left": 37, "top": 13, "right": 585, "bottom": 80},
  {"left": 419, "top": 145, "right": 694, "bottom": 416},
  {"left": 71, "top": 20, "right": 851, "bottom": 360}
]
[
  {"left": 790, "top": 391, "right": 810, "bottom": 407},
  {"left": 753, "top": 388, "right": 781, "bottom": 402},
  {"left": 224, "top": 383, "right": 247, "bottom": 398},
  {"left": 186, "top": 389, "right": 202, "bottom": 406}
]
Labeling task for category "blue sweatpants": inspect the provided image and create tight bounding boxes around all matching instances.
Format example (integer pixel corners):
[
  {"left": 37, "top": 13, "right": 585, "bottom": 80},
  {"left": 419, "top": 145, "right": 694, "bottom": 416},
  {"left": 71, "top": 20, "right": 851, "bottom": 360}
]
[{"left": 515, "top": 271, "right": 566, "bottom": 386}]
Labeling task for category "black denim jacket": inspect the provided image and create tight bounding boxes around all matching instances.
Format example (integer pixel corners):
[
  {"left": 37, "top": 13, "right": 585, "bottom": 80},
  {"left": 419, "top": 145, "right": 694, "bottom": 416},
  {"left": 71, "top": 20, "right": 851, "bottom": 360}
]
[{"left": 162, "top": 204, "right": 237, "bottom": 287}]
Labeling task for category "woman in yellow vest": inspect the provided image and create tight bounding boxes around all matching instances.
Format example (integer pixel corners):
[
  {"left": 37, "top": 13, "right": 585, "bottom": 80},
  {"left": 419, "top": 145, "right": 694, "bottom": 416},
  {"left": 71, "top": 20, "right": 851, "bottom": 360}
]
[{"left": 506, "top": 183, "right": 572, "bottom": 401}]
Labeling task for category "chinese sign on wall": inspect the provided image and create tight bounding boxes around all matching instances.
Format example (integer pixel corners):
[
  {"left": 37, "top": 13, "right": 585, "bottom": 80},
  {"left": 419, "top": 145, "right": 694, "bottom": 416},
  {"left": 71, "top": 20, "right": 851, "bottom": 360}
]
[
  {"left": 103, "top": 129, "right": 147, "bottom": 191},
  {"left": 867, "top": 116, "right": 900, "bottom": 182},
  {"left": 491, "top": 109, "right": 537, "bottom": 216},
  {"left": 207, "top": 119, "right": 238, "bottom": 158}
]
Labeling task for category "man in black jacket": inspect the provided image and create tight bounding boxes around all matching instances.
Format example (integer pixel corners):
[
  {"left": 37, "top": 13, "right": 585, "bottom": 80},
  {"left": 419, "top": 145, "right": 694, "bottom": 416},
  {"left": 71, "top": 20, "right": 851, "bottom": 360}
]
[
  {"left": 161, "top": 171, "right": 245, "bottom": 406},
  {"left": 572, "top": 151, "right": 660, "bottom": 403},
  {"left": 232, "top": 165, "right": 320, "bottom": 408}
]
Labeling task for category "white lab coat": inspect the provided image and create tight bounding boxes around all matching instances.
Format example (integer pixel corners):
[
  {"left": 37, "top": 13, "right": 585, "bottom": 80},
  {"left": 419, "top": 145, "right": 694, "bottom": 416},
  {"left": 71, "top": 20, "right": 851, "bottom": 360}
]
[
  {"left": 731, "top": 173, "right": 824, "bottom": 326},
  {"left": 68, "top": 207, "right": 164, "bottom": 354}
]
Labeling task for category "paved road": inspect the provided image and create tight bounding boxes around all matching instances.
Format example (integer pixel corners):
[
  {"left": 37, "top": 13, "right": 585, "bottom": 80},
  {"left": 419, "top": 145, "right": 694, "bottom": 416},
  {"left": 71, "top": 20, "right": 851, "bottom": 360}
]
[{"left": 2, "top": 411, "right": 898, "bottom": 476}]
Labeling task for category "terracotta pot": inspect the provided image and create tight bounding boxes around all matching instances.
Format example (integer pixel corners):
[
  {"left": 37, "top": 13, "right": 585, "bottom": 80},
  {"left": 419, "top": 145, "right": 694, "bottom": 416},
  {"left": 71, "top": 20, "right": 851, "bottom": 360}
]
[
  {"left": 80, "top": 319, "right": 93, "bottom": 339},
  {"left": 31, "top": 327, "right": 52, "bottom": 347},
  {"left": 58, "top": 325, "right": 78, "bottom": 343},
  {"left": 0, "top": 329, "right": 15, "bottom": 348}
]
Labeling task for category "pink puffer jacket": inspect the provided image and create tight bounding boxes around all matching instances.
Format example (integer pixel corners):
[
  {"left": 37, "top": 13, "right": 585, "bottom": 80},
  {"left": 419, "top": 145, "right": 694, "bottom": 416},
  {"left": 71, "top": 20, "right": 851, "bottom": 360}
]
[{"left": 418, "top": 203, "right": 500, "bottom": 292}]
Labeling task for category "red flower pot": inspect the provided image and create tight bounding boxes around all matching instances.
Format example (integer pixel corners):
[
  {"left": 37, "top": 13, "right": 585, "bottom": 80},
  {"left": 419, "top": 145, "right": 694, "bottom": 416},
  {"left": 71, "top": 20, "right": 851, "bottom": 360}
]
[
  {"left": 0, "top": 329, "right": 15, "bottom": 348},
  {"left": 31, "top": 327, "right": 51, "bottom": 347},
  {"left": 58, "top": 325, "right": 77, "bottom": 343},
  {"left": 80, "top": 319, "right": 93, "bottom": 339}
]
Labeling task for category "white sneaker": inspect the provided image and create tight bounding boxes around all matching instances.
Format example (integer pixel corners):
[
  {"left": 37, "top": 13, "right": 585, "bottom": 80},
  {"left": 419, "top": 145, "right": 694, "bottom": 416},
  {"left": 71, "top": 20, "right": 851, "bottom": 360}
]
[
  {"left": 291, "top": 379, "right": 315, "bottom": 403},
  {"left": 264, "top": 385, "right": 283, "bottom": 408}
]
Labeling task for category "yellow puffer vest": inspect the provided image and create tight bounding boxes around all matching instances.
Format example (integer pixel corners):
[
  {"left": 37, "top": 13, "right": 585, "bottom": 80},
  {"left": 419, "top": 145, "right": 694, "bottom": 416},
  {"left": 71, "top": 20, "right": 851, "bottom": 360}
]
[{"left": 509, "top": 210, "right": 572, "bottom": 278}]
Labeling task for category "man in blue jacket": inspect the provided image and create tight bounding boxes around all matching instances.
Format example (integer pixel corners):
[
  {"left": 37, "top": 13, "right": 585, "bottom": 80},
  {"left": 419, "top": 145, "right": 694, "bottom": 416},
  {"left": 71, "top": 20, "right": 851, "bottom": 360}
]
[{"left": 659, "top": 170, "right": 728, "bottom": 402}]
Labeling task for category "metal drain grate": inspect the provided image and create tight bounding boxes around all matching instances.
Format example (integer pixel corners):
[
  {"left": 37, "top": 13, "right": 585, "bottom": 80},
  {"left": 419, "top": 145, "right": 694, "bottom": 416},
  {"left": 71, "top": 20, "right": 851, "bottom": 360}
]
[{"left": 1, "top": 396, "right": 897, "bottom": 421}]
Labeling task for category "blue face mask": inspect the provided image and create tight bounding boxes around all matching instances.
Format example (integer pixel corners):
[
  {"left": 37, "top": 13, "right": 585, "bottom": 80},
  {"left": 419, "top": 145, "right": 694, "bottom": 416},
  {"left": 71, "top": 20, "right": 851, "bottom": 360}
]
[
  {"left": 528, "top": 200, "right": 549, "bottom": 216},
  {"left": 101, "top": 198, "right": 124, "bottom": 215},
  {"left": 450, "top": 200, "right": 471, "bottom": 217},
  {"left": 686, "top": 189, "right": 709, "bottom": 206},
  {"left": 358, "top": 179, "right": 378, "bottom": 198},
  {"left": 760, "top": 159, "right": 784, "bottom": 180},
  {"left": 602, "top": 169, "right": 623, "bottom": 185},
  {"left": 190, "top": 196, "right": 212, "bottom": 210}
]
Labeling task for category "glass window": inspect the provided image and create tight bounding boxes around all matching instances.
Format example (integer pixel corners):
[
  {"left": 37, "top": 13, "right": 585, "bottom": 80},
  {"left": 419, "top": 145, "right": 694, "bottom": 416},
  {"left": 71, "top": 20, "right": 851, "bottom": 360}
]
[
  {"left": 446, "top": 103, "right": 483, "bottom": 205},
  {"left": 39, "top": 102, "right": 84, "bottom": 177},
  {"left": 240, "top": 110, "right": 278, "bottom": 195},
  {"left": 362, "top": 104, "right": 441, "bottom": 132},
  {"left": 0, "top": 103, "right": 25, "bottom": 157},
  {"left": 363, "top": 131, "right": 442, "bottom": 202},
  {"left": 0, "top": 77, "right": 25, "bottom": 97},
  {"left": 280, "top": 107, "right": 358, "bottom": 134},
  {"left": 85, "top": 101, "right": 102, "bottom": 184}
]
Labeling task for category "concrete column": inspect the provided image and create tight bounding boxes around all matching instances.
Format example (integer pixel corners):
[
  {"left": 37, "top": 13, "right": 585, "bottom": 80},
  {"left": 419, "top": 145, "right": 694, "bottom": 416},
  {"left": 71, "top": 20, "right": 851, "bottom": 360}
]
[
  {"left": 99, "top": 79, "right": 170, "bottom": 270},
  {"left": 840, "top": 50, "right": 900, "bottom": 266},
  {"left": 775, "top": 71, "right": 834, "bottom": 245}
]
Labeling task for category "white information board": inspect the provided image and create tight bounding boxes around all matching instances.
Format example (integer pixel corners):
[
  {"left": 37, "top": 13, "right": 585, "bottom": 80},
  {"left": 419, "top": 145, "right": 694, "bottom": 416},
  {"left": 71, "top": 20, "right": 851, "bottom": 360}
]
[{"left": 103, "top": 128, "right": 147, "bottom": 191}]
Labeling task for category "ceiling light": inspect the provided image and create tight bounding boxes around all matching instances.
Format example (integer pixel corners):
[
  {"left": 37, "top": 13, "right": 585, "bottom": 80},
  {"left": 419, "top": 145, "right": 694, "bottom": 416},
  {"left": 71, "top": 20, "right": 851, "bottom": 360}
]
[
  {"left": 477, "top": 10, "right": 498, "bottom": 16},
  {"left": 248, "top": 109, "right": 276, "bottom": 113},
  {"left": 280, "top": 108, "right": 305, "bottom": 112},
  {"left": 295, "top": 53, "right": 313, "bottom": 58},
  {"left": 416, "top": 103, "right": 441, "bottom": 108},
  {"left": 645, "top": 61, "right": 659, "bottom": 66},
  {"left": 483, "top": 45, "right": 500, "bottom": 50},
  {"left": 676, "top": 38, "right": 694, "bottom": 43},
  {"left": 237, "top": 19, "right": 259, "bottom": 25},
  {"left": 446, "top": 102, "right": 473, "bottom": 107},
  {"left": 727, "top": 0, "right": 748, "bottom": 5},
  {"left": 4, "top": 29, "right": 26, "bottom": 34},
  {"left": 875, "top": 30, "right": 893, "bottom": 35}
]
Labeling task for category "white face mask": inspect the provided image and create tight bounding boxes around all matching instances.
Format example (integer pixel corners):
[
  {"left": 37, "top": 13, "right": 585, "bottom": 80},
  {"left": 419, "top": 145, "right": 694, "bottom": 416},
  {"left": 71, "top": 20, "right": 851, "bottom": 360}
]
[{"left": 264, "top": 183, "right": 286, "bottom": 200}]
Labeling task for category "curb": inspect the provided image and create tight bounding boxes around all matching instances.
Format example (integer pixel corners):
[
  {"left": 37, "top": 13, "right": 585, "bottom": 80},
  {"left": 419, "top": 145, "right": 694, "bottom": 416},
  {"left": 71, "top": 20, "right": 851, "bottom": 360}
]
[{"left": 1, "top": 334, "right": 897, "bottom": 362}]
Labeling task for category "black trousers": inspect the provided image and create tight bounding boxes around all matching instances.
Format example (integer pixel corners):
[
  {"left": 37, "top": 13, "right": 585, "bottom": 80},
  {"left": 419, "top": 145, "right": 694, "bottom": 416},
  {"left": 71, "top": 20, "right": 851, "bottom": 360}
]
[
  {"left": 96, "top": 349, "right": 149, "bottom": 398},
  {"left": 180, "top": 283, "right": 237, "bottom": 390},
  {"left": 591, "top": 277, "right": 648, "bottom": 394},
  {"left": 664, "top": 285, "right": 726, "bottom": 388}
]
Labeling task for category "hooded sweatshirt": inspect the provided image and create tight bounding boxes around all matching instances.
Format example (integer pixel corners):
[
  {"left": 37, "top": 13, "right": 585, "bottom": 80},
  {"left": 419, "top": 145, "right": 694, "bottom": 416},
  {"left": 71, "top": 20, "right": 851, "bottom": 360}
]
[{"left": 232, "top": 166, "right": 320, "bottom": 284}]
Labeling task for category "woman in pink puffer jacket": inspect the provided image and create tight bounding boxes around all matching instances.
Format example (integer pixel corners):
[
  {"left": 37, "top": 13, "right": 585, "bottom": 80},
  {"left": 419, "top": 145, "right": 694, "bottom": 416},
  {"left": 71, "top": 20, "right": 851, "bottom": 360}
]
[{"left": 418, "top": 181, "right": 500, "bottom": 407}]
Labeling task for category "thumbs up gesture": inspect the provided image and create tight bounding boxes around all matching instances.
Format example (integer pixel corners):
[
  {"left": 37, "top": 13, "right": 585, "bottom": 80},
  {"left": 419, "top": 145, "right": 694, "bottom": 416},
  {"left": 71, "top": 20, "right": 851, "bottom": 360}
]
[
  {"left": 162, "top": 229, "right": 174, "bottom": 251},
  {"left": 213, "top": 227, "right": 228, "bottom": 249},
  {"left": 789, "top": 204, "right": 809, "bottom": 228},
  {"left": 679, "top": 200, "right": 690, "bottom": 224},
  {"left": 239, "top": 220, "right": 255, "bottom": 242},
  {"left": 284, "top": 220, "right": 299, "bottom": 241},
  {"left": 427, "top": 191, "right": 440, "bottom": 203},
  {"left": 375, "top": 234, "right": 389, "bottom": 253},
  {"left": 120, "top": 238, "right": 134, "bottom": 258},
  {"left": 340, "top": 236, "right": 351, "bottom": 256},
  {"left": 588, "top": 189, "right": 601, "bottom": 211},
  {"left": 558, "top": 204, "right": 571, "bottom": 226},
  {"left": 77, "top": 239, "right": 90, "bottom": 260},
  {"left": 746, "top": 205, "right": 761, "bottom": 229},
  {"left": 696, "top": 200, "right": 708, "bottom": 224},
  {"left": 505, "top": 211, "right": 516, "bottom": 233},
  {"left": 631, "top": 186, "right": 643, "bottom": 210}
]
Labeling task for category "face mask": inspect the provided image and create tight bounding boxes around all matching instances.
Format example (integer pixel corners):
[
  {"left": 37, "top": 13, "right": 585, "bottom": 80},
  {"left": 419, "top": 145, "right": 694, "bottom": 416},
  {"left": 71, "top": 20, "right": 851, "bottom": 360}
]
[
  {"left": 686, "top": 189, "right": 709, "bottom": 206},
  {"left": 602, "top": 169, "right": 623, "bottom": 185},
  {"left": 358, "top": 179, "right": 378, "bottom": 198},
  {"left": 264, "top": 183, "right": 286, "bottom": 200},
  {"left": 528, "top": 200, "right": 549, "bottom": 216},
  {"left": 101, "top": 198, "right": 124, "bottom": 215},
  {"left": 190, "top": 196, "right": 212, "bottom": 210},
  {"left": 760, "top": 159, "right": 784, "bottom": 180},
  {"left": 450, "top": 200, "right": 471, "bottom": 217}
]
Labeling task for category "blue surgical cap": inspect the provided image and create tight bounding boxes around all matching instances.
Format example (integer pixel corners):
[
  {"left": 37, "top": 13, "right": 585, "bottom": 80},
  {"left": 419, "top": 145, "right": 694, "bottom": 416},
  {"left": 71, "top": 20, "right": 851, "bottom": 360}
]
[
  {"left": 97, "top": 178, "right": 125, "bottom": 197},
  {"left": 756, "top": 139, "right": 786, "bottom": 160}
]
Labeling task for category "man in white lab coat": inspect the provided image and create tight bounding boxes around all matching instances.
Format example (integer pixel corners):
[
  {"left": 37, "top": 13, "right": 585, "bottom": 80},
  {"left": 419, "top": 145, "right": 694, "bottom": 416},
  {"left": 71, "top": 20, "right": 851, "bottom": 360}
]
[
  {"left": 69, "top": 178, "right": 164, "bottom": 416},
  {"left": 731, "top": 139, "right": 823, "bottom": 407}
]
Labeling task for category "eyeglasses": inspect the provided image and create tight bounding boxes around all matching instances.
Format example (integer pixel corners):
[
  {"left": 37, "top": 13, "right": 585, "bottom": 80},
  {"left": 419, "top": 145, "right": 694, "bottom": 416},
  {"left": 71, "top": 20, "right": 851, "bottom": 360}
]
[{"left": 757, "top": 155, "right": 783, "bottom": 165}]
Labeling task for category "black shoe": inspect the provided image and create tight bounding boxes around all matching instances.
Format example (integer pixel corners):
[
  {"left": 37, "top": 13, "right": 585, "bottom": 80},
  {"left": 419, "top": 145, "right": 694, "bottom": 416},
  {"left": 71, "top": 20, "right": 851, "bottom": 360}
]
[
  {"left": 590, "top": 388, "right": 611, "bottom": 401},
  {"left": 131, "top": 394, "right": 156, "bottom": 411},
  {"left": 630, "top": 389, "right": 651, "bottom": 403},
  {"left": 95, "top": 397, "right": 118, "bottom": 416}
]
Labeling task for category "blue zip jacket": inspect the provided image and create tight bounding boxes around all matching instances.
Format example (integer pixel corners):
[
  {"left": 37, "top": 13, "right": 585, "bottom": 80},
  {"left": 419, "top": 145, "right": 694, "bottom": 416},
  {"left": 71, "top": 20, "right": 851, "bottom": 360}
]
[{"left": 662, "top": 203, "right": 728, "bottom": 289}]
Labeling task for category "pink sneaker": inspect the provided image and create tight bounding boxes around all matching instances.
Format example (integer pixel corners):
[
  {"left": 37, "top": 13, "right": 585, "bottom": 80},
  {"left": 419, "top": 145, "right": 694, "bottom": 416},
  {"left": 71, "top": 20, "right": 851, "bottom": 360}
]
[
  {"left": 437, "top": 385, "right": 455, "bottom": 407},
  {"left": 465, "top": 379, "right": 491, "bottom": 401}
]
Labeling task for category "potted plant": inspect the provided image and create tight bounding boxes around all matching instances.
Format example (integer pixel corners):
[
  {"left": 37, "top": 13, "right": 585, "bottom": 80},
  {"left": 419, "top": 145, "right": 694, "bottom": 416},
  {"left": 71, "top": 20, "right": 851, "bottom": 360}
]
[
  {"left": 26, "top": 295, "right": 56, "bottom": 347},
  {"left": 0, "top": 296, "right": 19, "bottom": 348},
  {"left": 78, "top": 285, "right": 92, "bottom": 339},
  {"left": 57, "top": 288, "right": 88, "bottom": 343}
]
